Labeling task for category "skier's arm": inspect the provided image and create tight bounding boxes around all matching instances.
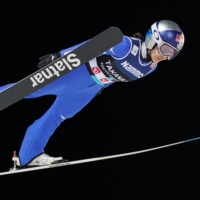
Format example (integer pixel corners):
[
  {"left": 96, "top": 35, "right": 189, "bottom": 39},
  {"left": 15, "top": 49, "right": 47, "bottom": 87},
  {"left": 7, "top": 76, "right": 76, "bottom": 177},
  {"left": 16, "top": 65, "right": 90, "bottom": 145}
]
[
  {"left": 37, "top": 36, "right": 130, "bottom": 69},
  {"left": 104, "top": 36, "right": 132, "bottom": 59},
  {"left": 60, "top": 36, "right": 131, "bottom": 58}
]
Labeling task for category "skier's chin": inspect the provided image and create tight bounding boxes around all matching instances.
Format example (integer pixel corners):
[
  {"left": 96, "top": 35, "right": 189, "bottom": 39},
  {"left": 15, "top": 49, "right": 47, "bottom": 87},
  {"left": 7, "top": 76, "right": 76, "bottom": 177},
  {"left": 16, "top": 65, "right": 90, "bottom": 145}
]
[{"left": 151, "top": 57, "right": 160, "bottom": 64}]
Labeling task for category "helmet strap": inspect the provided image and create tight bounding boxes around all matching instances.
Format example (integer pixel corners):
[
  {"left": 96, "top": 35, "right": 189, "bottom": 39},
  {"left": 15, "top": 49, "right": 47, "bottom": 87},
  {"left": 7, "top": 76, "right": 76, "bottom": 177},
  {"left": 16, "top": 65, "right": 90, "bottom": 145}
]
[{"left": 141, "top": 42, "right": 153, "bottom": 62}]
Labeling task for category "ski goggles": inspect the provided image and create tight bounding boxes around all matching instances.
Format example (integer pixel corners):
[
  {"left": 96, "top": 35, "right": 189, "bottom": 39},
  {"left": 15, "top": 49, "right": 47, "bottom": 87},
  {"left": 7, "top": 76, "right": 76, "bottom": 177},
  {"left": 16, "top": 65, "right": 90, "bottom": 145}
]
[{"left": 158, "top": 43, "right": 179, "bottom": 60}]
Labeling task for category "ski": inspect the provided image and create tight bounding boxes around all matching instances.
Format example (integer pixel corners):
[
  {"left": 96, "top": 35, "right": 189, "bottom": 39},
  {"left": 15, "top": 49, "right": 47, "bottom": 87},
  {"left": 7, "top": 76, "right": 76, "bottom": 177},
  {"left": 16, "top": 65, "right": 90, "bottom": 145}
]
[
  {"left": 0, "top": 27, "right": 123, "bottom": 111},
  {"left": 1, "top": 137, "right": 200, "bottom": 176}
]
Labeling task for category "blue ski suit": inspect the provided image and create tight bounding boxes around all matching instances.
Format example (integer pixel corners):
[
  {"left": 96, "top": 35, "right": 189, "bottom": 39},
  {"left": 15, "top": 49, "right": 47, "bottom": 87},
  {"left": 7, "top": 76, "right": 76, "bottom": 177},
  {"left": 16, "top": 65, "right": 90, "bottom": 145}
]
[{"left": 0, "top": 36, "right": 157, "bottom": 165}]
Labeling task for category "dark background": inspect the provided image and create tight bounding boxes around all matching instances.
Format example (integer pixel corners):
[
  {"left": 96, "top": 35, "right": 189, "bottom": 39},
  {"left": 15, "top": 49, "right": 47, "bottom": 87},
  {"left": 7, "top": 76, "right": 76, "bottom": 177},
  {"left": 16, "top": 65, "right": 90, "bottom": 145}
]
[{"left": 0, "top": 1, "right": 199, "bottom": 199}]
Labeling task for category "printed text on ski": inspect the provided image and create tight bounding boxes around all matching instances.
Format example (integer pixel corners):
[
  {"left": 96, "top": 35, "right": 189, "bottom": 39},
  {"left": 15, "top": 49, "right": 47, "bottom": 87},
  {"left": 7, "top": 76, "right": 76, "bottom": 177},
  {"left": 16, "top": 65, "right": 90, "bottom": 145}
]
[{"left": 30, "top": 53, "right": 81, "bottom": 87}]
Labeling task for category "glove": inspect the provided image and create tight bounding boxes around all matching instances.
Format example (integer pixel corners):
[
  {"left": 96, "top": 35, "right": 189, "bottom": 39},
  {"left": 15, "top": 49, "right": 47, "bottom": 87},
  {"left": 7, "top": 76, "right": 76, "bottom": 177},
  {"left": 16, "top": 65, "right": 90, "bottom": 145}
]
[{"left": 37, "top": 52, "right": 61, "bottom": 69}]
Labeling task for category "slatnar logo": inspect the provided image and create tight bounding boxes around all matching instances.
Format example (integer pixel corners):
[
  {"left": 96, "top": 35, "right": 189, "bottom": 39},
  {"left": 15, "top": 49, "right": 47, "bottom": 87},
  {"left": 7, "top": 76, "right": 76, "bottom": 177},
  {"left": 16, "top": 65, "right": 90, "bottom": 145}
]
[{"left": 30, "top": 53, "right": 81, "bottom": 87}]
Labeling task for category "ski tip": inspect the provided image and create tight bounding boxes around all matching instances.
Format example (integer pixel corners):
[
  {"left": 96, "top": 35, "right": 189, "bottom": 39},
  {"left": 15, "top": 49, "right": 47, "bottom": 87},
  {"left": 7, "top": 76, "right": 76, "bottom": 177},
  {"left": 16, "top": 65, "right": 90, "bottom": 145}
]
[{"left": 108, "top": 26, "right": 123, "bottom": 35}]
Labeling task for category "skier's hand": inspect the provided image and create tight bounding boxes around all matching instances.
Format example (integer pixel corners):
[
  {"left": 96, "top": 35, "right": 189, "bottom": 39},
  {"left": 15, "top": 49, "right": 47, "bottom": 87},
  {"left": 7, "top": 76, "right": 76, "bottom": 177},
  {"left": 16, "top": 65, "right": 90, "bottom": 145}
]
[{"left": 37, "top": 52, "right": 61, "bottom": 69}]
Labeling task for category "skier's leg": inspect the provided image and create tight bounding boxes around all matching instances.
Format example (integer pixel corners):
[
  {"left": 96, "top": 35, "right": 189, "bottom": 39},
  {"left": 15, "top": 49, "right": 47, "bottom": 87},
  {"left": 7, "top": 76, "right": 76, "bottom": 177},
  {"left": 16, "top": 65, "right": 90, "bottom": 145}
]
[{"left": 19, "top": 84, "right": 103, "bottom": 165}]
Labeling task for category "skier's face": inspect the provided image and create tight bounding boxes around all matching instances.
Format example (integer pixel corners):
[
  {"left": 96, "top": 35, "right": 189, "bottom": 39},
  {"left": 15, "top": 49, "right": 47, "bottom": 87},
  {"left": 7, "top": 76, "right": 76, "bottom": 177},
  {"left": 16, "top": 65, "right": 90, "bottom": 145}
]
[{"left": 149, "top": 46, "right": 167, "bottom": 63}]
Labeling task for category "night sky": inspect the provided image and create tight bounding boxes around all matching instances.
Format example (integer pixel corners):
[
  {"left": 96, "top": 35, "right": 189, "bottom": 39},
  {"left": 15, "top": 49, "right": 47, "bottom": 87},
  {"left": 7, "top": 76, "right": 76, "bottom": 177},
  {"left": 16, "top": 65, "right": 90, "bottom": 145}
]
[{"left": 0, "top": 1, "right": 199, "bottom": 199}]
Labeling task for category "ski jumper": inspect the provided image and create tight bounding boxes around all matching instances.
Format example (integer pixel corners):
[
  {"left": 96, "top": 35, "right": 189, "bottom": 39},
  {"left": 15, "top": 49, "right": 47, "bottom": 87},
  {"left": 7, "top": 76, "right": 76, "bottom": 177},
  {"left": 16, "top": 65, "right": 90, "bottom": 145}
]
[{"left": 0, "top": 36, "right": 157, "bottom": 166}]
